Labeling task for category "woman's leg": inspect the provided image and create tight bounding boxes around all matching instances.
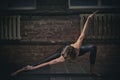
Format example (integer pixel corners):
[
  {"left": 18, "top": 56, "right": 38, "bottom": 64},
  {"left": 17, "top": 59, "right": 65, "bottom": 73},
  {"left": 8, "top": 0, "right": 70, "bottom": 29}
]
[
  {"left": 79, "top": 45, "right": 97, "bottom": 75},
  {"left": 32, "top": 52, "right": 61, "bottom": 66},
  {"left": 32, "top": 46, "right": 65, "bottom": 66},
  {"left": 79, "top": 45, "right": 97, "bottom": 64}
]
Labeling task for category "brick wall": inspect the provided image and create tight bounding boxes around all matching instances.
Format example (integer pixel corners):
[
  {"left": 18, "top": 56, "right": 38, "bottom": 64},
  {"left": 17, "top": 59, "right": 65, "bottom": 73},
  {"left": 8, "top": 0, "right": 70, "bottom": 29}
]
[
  {"left": 0, "top": 44, "right": 120, "bottom": 64},
  {"left": 0, "top": 14, "right": 81, "bottom": 59},
  {"left": 21, "top": 15, "right": 80, "bottom": 42},
  {"left": 0, "top": 14, "right": 120, "bottom": 76},
  {"left": 0, "top": 44, "right": 120, "bottom": 74},
  {"left": 0, "top": 45, "right": 61, "bottom": 64}
]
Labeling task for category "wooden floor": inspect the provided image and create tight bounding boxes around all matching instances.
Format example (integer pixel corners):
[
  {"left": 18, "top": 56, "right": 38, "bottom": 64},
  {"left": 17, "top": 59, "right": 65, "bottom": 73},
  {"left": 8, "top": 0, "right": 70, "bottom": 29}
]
[{"left": 9, "top": 61, "right": 105, "bottom": 80}]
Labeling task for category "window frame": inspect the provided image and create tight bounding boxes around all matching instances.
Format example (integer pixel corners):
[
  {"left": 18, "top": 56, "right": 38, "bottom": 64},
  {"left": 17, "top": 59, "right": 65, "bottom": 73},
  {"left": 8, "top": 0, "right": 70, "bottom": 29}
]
[
  {"left": 68, "top": 0, "right": 119, "bottom": 9},
  {"left": 7, "top": 0, "right": 36, "bottom": 10}
]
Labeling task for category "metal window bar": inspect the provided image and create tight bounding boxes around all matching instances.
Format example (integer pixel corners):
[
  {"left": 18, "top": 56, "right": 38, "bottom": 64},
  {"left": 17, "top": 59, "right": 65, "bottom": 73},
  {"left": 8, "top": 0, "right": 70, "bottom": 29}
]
[
  {"left": 0, "top": 16, "right": 21, "bottom": 40},
  {"left": 80, "top": 14, "right": 120, "bottom": 39}
]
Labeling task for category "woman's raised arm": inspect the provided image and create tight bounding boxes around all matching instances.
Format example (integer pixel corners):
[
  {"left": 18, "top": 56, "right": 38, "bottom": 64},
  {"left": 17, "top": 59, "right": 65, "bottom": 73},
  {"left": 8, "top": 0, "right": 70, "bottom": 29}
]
[{"left": 71, "top": 11, "right": 98, "bottom": 49}]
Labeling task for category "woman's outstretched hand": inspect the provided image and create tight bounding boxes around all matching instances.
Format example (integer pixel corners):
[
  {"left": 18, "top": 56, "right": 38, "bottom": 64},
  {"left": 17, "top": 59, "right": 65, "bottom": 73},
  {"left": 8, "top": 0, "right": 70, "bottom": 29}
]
[
  {"left": 11, "top": 65, "right": 34, "bottom": 76},
  {"left": 88, "top": 10, "right": 99, "bottom": 18}
]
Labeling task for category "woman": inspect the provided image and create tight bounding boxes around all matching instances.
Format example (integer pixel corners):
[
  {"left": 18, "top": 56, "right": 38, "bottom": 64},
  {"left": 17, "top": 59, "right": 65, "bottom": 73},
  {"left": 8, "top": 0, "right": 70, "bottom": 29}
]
[{"left": 11, "top": 11, "right": 100, "bottom": 76}]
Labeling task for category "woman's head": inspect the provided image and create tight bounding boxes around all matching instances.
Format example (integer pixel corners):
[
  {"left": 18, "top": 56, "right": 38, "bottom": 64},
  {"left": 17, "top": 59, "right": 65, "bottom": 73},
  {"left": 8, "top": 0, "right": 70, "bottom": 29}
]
[{"left": 65, "top": 46, "right": 77, "bottom": 60}]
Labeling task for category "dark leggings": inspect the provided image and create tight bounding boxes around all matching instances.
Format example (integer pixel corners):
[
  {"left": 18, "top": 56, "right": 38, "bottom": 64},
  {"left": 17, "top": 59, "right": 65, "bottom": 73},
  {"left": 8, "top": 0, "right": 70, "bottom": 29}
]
[
  {"left": 79, "top": 45, "right": 97, "bottom": 64},
  {"left": 32, "top": 45, "right": 97, "bottom": 66}
]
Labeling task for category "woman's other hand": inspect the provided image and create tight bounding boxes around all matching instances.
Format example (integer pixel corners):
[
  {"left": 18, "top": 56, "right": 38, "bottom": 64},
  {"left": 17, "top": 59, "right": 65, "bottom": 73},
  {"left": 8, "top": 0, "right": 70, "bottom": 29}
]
[{"left": 88, "top": 10, "right": 99, "bottom": 18}]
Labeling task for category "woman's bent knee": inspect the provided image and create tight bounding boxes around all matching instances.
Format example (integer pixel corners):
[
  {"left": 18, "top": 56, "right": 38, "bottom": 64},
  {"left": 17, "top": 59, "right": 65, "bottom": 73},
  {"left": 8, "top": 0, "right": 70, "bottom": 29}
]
[{"left": 90, "top": 45, "right": 97, "bottom": 50}]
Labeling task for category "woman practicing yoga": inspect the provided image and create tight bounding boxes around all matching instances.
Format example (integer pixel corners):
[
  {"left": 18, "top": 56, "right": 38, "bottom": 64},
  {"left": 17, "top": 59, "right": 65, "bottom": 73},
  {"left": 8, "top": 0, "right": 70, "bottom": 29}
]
[{"left": 11, "top": 11, "right": 100, "bottom": 76}]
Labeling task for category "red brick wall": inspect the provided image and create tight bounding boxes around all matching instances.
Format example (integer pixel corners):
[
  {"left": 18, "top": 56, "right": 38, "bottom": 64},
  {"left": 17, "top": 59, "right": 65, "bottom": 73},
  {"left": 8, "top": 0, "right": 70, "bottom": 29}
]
[
  {"left": 21, "top": 15, "right": 80, "bottom": 42},
  {"left": 0, "top": 44, "right": 120, "bottom": 75},
  {"left": 0, "top": 15, "right": 120, "bottom": 76},
  {"left": 0, "top": 44, "right": 120, "bottom": 65},
  {"left": 0, "top": 45, "right": 61, "bottom": 64}
]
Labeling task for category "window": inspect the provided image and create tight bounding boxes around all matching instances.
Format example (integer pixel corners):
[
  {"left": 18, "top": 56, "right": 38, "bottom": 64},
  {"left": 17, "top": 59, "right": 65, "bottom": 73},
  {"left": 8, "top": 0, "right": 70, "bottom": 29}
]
[
  {"left": 101, "top": 0, "right": 120, "bottom": 6},
  {"left": 8, "top": 0, "right": 36, "bottom": 10},
  {"left": 70, "top": 0, "right": 97, "bottom": 6},
  {"left": 69, "top": 0, "right": 120, "bottom": 9}
]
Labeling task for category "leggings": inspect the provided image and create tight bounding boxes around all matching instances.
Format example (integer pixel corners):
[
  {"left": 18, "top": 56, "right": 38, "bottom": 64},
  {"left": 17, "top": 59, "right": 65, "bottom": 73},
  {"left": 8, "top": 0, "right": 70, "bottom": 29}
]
[
  {"left": 32, "top": 45, "right": 97, "bottom": 66},
  {"left": 79, "top": 45, "right": 97, "bottom": 64}
]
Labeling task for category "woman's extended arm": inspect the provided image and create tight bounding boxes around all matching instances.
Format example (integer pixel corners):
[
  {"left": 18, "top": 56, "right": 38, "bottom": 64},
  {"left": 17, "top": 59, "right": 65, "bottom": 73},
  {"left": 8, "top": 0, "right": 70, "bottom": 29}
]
[
  {"left": 71, "top": 11, "right": 98, "bottom": 49},
  {"left": 11, "top": 56, "right": 65, "bottom": 76}
]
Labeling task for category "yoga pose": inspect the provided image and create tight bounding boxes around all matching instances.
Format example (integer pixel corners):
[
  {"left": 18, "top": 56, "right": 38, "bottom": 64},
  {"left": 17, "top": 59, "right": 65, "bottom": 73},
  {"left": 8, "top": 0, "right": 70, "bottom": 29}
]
[{"left": 11, "top": 11, "right": 99, "bottom": 76}]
